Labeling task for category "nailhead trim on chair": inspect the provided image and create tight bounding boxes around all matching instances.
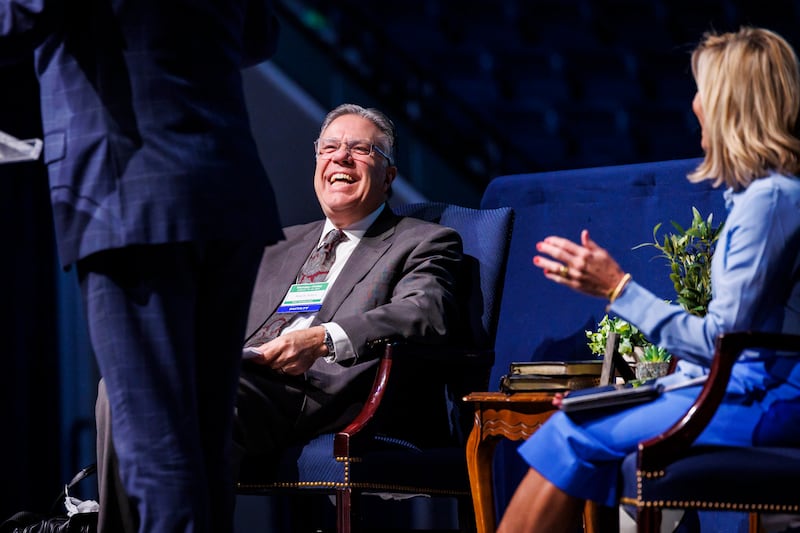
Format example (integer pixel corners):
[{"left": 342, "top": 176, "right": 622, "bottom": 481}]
[
  {"left": 635, "top": 500, "right": 800, "bottom": 512},
  {"left": 354, "top": 483, "right": 470, "bottom": 496},
  {"left": 237, "top": 455, "right": 469, "bottom": 496},
  {"left": 237, "top": 481, "right": 469, "bottom": 496},
  {"left": 629, "top": 469, "right": 800, "bottom": 513},
  {"left": 342, "top": 457, "right": 349, "bottom": 483},
  {"left": 239, "top": 480, "right": 351, "bottom": 489}
]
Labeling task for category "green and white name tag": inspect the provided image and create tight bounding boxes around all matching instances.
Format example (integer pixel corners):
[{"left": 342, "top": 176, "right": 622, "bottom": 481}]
[{"left": 277, "top": 282, "right": 329, "bottom": 313}]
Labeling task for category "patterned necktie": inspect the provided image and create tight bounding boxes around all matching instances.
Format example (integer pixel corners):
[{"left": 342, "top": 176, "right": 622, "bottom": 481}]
[
  {"left": 245, "top": 229, "right": 347, "bottom": 347},
  {"left": 295, "top": 229, "right": 348, "bottom": 284}
]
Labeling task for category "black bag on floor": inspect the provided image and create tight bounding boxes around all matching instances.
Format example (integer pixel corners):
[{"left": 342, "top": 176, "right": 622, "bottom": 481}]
[{"left": 0, "top": 464, "right": 98, "bottom": 533}]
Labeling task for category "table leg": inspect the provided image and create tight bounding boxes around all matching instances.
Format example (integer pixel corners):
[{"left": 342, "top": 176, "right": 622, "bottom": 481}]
[
  {"left": 466, "top": 421, "right": 501, "bottom": 533},
  {"left": 583, "top": 500, "right": 619, "bottom": 533}
]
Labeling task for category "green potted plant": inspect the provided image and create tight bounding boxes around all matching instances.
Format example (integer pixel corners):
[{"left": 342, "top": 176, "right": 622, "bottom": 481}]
[
  {"left": 636, "top": 345, "right": 672, "bottom": 380},
  {"left": 635, "top": 206, "right": 723, "bottom": 317},
  {"left": 587, "top": 208, "right": 722, "bottom": 380}
]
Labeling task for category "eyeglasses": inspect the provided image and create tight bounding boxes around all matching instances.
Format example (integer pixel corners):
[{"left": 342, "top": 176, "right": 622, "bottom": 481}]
[{"left": 314, "top": 138, "right": 393, "bottom": 166}]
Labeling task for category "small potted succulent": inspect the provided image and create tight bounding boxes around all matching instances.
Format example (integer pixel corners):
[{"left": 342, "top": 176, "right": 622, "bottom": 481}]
[{"left": 636, "top": 345, "right": 672, "bottom": 380}]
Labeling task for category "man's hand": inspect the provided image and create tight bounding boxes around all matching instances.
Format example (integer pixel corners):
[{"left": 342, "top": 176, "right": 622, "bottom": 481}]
[{"left": 247, "top": 325, "right": 327, "bottom": 375}]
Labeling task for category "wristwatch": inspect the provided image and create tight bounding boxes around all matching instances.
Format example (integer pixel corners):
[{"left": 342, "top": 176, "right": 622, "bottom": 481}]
[{"left": 323, "top": 328, "right": 336, "bottom": 362}]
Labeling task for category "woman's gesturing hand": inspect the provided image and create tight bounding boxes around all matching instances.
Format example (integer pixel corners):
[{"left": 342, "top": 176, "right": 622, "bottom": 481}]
[{"left": 532, "top": 229, "right": 626, "bottom": 299}]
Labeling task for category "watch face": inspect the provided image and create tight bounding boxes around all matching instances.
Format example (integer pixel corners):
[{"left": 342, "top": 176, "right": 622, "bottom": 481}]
[{"left": 325, "top": 331, "right": 335, "bottom": 354}]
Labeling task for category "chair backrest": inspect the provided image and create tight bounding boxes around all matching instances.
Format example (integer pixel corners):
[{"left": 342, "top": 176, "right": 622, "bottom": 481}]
[
  {"left": 393, "top": 202, "right": 514, "bottom": 354},
  {"left": 393, "top": 202, "right": 514, "bottom": 440}
]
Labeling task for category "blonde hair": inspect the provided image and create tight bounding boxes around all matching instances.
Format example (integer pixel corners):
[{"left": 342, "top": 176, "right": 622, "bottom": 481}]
[{"left": 688, "top": 27, "right": 800, "bottom": 189}]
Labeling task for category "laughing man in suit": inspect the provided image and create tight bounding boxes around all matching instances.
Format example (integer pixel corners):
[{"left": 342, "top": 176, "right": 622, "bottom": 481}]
[{"left": 96, "top": 103, "right": 465, "bottom": 532}]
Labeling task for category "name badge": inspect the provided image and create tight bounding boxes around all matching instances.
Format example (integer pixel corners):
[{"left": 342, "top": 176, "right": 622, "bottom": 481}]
[{"left": 277, "top": 282, "right": 330, "bottom": 313}]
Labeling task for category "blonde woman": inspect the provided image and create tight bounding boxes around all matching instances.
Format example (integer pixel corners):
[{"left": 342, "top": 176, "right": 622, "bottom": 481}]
[{"left": 499, "top": 27, "right": 800, "bottom": 532}]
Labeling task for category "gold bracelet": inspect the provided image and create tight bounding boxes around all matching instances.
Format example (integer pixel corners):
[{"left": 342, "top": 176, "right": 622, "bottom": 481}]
[{"left": 607, "top": 273, "right": 632, "bottom": 303}]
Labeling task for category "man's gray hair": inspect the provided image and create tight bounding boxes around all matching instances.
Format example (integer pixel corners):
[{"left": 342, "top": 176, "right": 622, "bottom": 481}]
[{"left": 319, "top": 103, "right": 396, "bottom": 163}]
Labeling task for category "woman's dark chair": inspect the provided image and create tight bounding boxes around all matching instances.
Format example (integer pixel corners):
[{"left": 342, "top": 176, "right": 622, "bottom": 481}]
[
  {"left": 236, "top": 202, "right": 514, "bottom": 532},
  {"left": 615, "top": 332, "right": 800, "bottom": 533}
]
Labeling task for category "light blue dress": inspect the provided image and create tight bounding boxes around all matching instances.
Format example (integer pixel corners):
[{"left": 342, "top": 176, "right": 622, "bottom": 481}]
[{"left": 517, "top": 174, "right": 800, "bottom": 506}]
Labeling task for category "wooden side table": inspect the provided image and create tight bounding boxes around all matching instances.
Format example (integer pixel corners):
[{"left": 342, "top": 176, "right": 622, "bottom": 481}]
[{"left": 462, "top": 391, "right": 558, "bottom": 533}]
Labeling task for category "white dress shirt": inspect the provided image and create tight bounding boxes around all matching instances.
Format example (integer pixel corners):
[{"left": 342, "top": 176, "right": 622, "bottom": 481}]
[{"left": 280, "top": 204, "right": 386, "bottom": 362}]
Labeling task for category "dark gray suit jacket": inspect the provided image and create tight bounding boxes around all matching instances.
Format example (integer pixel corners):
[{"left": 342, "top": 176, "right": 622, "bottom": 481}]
[{"left": 244, "top": 205, "right": 464, "bottom": 445}]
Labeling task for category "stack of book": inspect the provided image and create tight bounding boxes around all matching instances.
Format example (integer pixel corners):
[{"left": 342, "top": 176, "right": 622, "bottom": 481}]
[{"left": 499, "top": 360, "right": 604, "bottom": 393}]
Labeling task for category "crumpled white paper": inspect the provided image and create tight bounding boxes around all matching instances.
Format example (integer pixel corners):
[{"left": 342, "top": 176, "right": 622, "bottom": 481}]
[
  {"left": 0, "top": 129, "right": 42, "bottom": 164},
  {"left": 64, "top": 484, "right": 99, "bottom": 517}
]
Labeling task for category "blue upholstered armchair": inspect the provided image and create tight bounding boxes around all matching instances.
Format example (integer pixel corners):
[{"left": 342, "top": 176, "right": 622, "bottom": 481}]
[
  {"left": 618, "top": 332, "right": 800, "bottom": 533},
  {"left": 237, "top": 202, "right": 514, "bottom": 533}
]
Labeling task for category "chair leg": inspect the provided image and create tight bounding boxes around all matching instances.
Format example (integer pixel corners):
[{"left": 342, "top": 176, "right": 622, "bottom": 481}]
[
  {"left": 637, "top": 508, "right": 661, "bottom": 533},
  {"left": 337, "top": 487, "right": 352, "bottom": 533}
]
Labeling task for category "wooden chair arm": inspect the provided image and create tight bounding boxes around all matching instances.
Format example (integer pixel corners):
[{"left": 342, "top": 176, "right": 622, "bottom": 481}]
[
  {"left": 334, "top": 342, "right": 394, "bottom": 456},
  {"left": 333, "top": 340, "right": 493, "bottom": 457},
  {"left": 638, "top": 331, "right": 800, "bottom": 471}
]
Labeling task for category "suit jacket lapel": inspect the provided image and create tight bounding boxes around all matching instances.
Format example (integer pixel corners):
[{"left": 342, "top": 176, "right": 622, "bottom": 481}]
[
  {"left": 316, "top": 207, "right": 399, "bottom": 322},
  {"left": 246, "top": 221, "right": 323, "bottom": 335}
]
